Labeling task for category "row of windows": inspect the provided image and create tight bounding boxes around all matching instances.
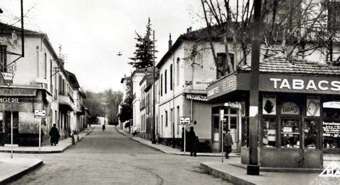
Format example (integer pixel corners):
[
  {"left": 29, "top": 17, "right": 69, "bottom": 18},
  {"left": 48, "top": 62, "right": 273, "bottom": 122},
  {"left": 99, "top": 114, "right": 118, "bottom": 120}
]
[
  {"left": 160, "top": 58, "right": 180, "bottom": 97},
  {"left": 160, "top": 106, "right": 181, "bottom": 136}
]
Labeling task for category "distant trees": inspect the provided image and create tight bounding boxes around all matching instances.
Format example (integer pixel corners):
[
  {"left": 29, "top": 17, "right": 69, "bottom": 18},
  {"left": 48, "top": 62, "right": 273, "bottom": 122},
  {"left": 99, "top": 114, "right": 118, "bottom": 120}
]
[
  {"left": 84, "top": 90, "right": 123, "bottom": 125},
  {"left": 129, "top": 18, "right": 156, "bottom": 69}
]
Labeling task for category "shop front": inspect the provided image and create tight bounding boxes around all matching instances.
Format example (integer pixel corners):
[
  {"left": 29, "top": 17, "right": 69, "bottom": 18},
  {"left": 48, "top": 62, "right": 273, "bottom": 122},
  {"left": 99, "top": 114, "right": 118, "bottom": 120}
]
[
  {"left": 0, "top": 87, "right": 50, "bottom": 146},
  {"left": 208, "top": 70, "right": 340, "bottom": 168}
]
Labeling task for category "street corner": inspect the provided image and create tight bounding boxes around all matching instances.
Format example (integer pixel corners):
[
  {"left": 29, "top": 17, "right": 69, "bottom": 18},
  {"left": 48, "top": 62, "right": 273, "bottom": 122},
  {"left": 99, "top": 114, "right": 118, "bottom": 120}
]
[{"left": 0, "top": 156, "right": 43, "bottom": 184}]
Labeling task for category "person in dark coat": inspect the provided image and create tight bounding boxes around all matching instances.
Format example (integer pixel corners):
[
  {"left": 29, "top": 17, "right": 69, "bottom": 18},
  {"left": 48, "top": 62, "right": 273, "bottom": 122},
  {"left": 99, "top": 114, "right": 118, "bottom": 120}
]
[
  {"left": 187, "top": 126, "right": 197, "bottom": 157},
  {"left": 224, "top": 129, "right": 233, "bottom": 159},
  {"left": 49, "top": 124, "right": 60, "bottom": 146}
]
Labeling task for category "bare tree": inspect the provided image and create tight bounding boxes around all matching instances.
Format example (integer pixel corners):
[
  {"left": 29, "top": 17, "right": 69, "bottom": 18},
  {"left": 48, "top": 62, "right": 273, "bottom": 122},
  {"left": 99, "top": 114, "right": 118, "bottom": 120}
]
[{"left": 200, "top": 0, "right": 340, "bottom": 76}]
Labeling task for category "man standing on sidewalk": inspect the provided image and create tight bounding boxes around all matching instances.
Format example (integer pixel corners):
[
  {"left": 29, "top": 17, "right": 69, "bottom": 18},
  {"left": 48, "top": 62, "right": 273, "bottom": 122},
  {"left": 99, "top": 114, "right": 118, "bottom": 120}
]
[
  {"left": 224, "top": 130, "right": 233, "bottom": 159},
  {"left": 49, "top": 124, "right": 60, "bottom": 146}
]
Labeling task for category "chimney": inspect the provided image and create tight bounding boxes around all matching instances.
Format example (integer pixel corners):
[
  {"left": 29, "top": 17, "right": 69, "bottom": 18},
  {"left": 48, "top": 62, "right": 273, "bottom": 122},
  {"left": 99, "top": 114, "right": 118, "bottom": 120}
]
[
  {"left": 168, "top": 33, "right": 172, "bottom": 50},
  {"left": 187, "top": 26, "right": 192, "bottom": 33}
]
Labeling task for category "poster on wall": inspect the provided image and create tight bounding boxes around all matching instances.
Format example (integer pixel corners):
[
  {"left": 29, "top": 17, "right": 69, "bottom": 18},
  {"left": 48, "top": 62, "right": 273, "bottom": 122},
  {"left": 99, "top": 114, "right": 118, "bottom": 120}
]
[
  {"left": 263, "top": 97, "right": 276, "bottom": 115},
  {"left": 306, "top": 98, "right": 320, "bottom": 117}
]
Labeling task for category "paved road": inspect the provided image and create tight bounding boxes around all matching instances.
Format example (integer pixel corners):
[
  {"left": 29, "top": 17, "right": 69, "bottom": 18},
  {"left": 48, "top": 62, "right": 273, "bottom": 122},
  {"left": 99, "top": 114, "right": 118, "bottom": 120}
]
[{"left": 9, "top": 125, "right": 232, "bottom": 185}]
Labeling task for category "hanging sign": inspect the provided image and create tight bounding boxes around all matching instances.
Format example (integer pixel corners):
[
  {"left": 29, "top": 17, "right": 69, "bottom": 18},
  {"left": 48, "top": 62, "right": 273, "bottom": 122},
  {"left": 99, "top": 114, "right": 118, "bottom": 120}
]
[
  {"left": 263, "top": 97, "right": 276, "bottom": 115},
  {"left": 306, "top": 98, "right": 320, "bottom": 117},
  {"left": 281, "top": 102, "right": 300, "bottom": 115}
]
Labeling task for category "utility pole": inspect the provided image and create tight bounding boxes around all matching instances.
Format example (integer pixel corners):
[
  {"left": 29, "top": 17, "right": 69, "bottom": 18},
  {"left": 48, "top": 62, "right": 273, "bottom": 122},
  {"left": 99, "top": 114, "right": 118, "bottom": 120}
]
[
  {"left": 247, "top": 0, "right": 262, "bottom": 175},
  {"left": 151, "top": 30, "right": 156, "bottom": 144}
]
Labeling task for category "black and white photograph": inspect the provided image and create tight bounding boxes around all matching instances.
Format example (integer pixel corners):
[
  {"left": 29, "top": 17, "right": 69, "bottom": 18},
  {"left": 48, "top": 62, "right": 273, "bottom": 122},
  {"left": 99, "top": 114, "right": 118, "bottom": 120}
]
[{"left": 1, "top": 0, "right": 340, "bottom": 184}]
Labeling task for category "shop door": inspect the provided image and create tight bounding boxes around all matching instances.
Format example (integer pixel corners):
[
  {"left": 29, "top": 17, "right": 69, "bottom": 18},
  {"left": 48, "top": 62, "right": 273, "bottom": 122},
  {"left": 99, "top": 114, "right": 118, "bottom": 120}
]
[
  {"left": 4, "top": 111, "right": 19, "bottom": 144},
  {"left": 223, "top": 114, "right": 239, "bottom": 150}
]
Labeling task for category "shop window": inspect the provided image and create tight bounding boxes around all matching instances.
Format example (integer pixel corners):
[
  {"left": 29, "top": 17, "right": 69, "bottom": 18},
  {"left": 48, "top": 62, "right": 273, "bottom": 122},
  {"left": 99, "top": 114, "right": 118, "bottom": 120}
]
[
  {"left": 230, "top": 117, "right": 237, "bottom": 129},
  {"left": 304, "top": 119, "right": 318, "bottom": 149},
  {"left": 263, "top": 117, "right": 277, "bottom": 147},
  {"left": 281, "top": 118, "right": 300, "bottom": 148},
  {"left": 323, "top": 108, "right": 340, "bottom": 149}
]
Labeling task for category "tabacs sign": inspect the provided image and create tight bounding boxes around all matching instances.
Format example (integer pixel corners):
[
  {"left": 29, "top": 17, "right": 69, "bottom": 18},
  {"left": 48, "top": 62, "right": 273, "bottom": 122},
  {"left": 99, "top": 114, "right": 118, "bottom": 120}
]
[{"left": 260, "top": 74, "right": 340, "bottom": 94}]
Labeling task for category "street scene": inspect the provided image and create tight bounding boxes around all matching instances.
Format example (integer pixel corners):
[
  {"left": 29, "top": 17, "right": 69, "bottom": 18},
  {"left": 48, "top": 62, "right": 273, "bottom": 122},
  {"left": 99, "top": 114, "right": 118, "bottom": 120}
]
[{"left": 1, "top": 0, "right": 340, "bottom": 185}]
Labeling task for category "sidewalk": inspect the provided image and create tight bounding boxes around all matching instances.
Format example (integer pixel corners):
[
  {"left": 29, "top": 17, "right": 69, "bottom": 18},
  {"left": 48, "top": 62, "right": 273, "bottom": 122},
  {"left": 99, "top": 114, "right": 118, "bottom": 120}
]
[
  {"left": 199, "top": 160, "right": 332, "bottom": 185},
  {"left": 116, "top": 128, "right": 239, "bottom": 157},
  {"left": 0, "top": 154, "right": 43, "bottom": 184},
  {"left": 0, "top": 128, "right": 93, "bottom": 154}
]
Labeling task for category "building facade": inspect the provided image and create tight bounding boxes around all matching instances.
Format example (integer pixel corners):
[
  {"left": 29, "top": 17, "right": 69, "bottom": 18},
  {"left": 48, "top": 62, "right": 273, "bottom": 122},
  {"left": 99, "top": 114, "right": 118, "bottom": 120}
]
[{"left": 0, "top": 22, "right": 85, "bottom": 146}]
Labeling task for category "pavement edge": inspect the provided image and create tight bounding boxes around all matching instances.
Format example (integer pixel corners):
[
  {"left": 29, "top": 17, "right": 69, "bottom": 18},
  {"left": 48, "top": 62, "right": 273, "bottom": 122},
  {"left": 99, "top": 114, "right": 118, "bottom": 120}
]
[
  {"left": 0, "top": 160, "right": 44, "bottom": 185},
  {"left": 200, "top": 162, "right": 256, "bottom": 185}
]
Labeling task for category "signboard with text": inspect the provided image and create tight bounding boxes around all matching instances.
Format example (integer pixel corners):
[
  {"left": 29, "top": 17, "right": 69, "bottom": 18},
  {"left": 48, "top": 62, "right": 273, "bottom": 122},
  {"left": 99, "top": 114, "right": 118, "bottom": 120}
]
[{"left": 259, "top": 74, "right": 340, "bottom": 95}]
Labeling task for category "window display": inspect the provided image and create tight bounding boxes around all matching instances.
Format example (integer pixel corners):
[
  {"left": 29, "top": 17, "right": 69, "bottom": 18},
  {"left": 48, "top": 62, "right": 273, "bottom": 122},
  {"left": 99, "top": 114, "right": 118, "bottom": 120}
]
[
  {"left": 262, "top": 117, "right": 277, "bottom": 147},
  {"left": 281, "top": 118, "right": 300, "bottom": 148},
  {"left": 323, "top": 108, "right": 340, "bottom": 149}
]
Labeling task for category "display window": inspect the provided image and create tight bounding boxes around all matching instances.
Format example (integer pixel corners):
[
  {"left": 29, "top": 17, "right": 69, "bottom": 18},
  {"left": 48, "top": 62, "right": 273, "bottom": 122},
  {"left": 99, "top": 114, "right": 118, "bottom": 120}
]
[
  {"left": 262, "top": 117, "right": 277, "bottom": 147},
  {"left": 323, "top": 108, "right": 340, "bottom": 149},
  {"left": 280, "top": 118, "right": 300, "bottom": 148}
]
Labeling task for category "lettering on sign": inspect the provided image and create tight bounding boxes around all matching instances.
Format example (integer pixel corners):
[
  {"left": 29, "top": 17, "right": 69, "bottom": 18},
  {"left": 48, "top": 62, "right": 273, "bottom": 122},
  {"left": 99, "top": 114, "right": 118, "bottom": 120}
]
[
  {"left": 269, "top": 78, "right": 340, "bottom": 92},
  {"left": 186, "top": 94, "right": 207, "bottom": 102},
  {"left": 323, "top": 122, "right": 340, "bottom": 137},
  {"left": 0, "top": 97, "right": 19, "bottom": 103},
  {"left": 281, "top": 102, "right": 300, "bottom": 115}
]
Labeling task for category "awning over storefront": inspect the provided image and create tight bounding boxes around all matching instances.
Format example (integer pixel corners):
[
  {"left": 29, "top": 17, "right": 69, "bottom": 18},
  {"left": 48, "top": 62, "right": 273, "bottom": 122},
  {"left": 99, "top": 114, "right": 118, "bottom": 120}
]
[
  {"left": 0, "top": 87, "right": 37, "bottom": 97},
  {"left": 207, "top": 59, "right": 340, "bottom": 102}
]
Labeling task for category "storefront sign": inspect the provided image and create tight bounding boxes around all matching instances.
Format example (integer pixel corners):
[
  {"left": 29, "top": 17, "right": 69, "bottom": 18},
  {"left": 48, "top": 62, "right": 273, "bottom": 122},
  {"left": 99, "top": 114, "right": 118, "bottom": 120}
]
[
  {"left": 0, "top": 88, "right": 36, "bottom": 97},
  {"left": 0, "top": 97, "right": 19, "bottom": 103},
  {"left": 281, "top": 102, "right": 300, "bottom": 115},
  {"left": 207, "top": 73, "right": 250, "bottom": 100},
  {"left": 306, "top": 98, "right": 320, "bottom": 117},
  {"left": 323, "top": 122, "right": 340, "bottom": 137},
  {"left": 224, "top": 102, "right": 241, "bottom": 109},
  {"left": 180, "top": 117, "right": 191, "bottom": 125},
  {"left": 260, "top": 74, "right": 340, "bottom": 94},
  {"left": 34, "top": 110, "right": 46, "bottom": 118},
  {"left": 263, "top": 97, "right": 276, "bottom": 115},
  {"left": 185, "top": 94, "right": 208, "bottom": 102}
]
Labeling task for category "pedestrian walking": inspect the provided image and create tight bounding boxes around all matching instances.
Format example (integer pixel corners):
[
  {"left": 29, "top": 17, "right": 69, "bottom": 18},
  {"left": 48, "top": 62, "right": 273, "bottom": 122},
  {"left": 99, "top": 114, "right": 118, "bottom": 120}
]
[
  {"left": 187, "top": 126, "right": 197, "bottom": 157},
  {"left": 224, "top": 129, "right": 233, "bottom": 159},
  {"left": 49, "top": 124, "right": 60, "bottom": 146},
  {"left": 102, "top": 124, "right": 106, "bottom": 131}
]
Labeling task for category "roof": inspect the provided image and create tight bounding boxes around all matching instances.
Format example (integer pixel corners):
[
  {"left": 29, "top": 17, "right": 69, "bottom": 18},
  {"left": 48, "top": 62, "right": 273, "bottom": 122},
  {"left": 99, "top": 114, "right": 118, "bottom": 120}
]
[
  {"left": 0, "top": 22, "right": 40, "bottom": 36},
  {"left": 156, "top": 25, "right": 228, "bottom": 68},
  {"left": 0, "top": 21, "right": 59, "bottom": 60},
  {"left": 64, "top": 70, "right": 80, "bottom": 89},
  {"left": 239, "top": 58, "right": 340, "bottom": 75}
]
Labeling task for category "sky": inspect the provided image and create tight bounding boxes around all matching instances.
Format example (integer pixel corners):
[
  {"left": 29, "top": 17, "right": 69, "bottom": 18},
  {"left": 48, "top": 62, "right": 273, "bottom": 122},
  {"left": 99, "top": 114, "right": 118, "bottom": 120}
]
[{"left": 1, "top": 0, "right": 204, "bottom": 92}]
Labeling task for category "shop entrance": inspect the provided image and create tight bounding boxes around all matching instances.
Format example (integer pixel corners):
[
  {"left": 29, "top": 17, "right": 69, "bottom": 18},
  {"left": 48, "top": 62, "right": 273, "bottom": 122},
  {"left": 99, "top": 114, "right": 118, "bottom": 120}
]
[
  {"left": 0, "top": 111, "right": 19, "bottom": 145},
  {"left": 212, "top": 103, "right": 244, "bottom": 153}
]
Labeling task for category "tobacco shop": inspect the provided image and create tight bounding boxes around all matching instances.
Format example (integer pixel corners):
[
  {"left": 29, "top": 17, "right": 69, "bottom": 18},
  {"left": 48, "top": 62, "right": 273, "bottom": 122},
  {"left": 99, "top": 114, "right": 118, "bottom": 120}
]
[
  {"left": 207, "top": 60, "right": 340, "bottom": 168},
  {"left": 0, "top": 87, "right": 50, "bottom": 146}
]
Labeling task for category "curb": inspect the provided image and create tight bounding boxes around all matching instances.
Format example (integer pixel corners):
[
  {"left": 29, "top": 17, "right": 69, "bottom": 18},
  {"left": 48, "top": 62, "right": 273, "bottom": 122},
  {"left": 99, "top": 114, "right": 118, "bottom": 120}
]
[
  {"left": 0, "top": 160, "right": 44, "bottom": 185},
  {"left": 115, "top": 128, "right": 166, "bottom": 153},
  {"left": 200, "top": 162, "right": 255, "bottom": 185},
  {"left": 116, "top": 128, "right": 240, "bottom": 157},
  {"left": 0, "top": 129, "right": 93, "bottom": 154}
]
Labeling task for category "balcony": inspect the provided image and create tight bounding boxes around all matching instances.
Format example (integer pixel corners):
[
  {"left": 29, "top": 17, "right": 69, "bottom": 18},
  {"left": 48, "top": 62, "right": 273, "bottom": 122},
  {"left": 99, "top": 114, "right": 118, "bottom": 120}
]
[{"left": 58, "top": 94, "right": 74, "bottom": 111}]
